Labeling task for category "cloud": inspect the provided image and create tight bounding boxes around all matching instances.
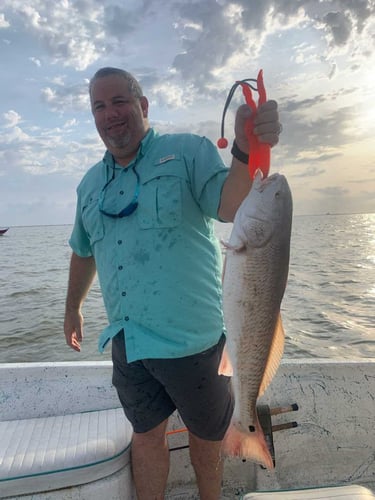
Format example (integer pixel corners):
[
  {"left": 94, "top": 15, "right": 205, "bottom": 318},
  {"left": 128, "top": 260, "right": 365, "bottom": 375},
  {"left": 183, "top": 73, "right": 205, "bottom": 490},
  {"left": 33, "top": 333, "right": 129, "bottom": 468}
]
[
  {"left": 291, "top": 166, "right": 326, "bottom": 177},
  {"left": 3, "top": 0, "right": 106, "bottom": 70},
  {"left": 41, "top": 79, "right": 90, "bottom": 113},
  {"left": 103, "top": 3, "right": 147, "bottom": 39},
  {"left": 3, "top": 110, "right": 22, "bottom": 128},
  {"left": 1, "top": 0, "right": 169, "bottom": 72},
  {"left": 0, "top": 13, "right": 10, "bottom": 28},
  {"left": 0, "top": 117, "right": 102, "bottom": 179},
  {"left": 283, "top": 95, "right": 327, "bottom": 113},
  {"left": 278, "top": 90, "right": 363, "bottom": 168},
  {"left": 172, "top": 2, "right": 245, "bottom": 90},
  {"left": 314, "top": 185, "right": 349, "bottom": 196},
  {"left": 2, "top": 0, "right": 374, "bottom": 93},
  {"left": 167, "top": 0, "right": 375, "bottom": 91},
  {"left": 1, "top": 0, "right": 374, "bottom": 224},
  {"left": 0, "top": 170, "right": 79, "bottom": 226},
  {"left": 63, "top": 118, "right": 78, "bottom": 129},
  {"left": 0, "top": 126, "right": 31, "bottom": 149},
  {"left": 148, "top": 80, "right": 196, "bottom": 108},
  {"left": 349, "top": 176, "right": 375, "bottom": 184},
  {"left": 29, "top": 56, "right": 41, "bottom": 67},
  {"left": 328, "top": 62, "right": 337, "bottom": 79},
  {"left": 322, "top": 11, "right": 353, "bottom": 46}
]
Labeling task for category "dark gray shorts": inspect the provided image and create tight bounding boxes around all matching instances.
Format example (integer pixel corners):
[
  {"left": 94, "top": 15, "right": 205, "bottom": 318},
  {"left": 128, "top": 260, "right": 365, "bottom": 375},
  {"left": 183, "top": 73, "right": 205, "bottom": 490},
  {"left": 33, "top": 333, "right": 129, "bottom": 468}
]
[{"left": 112, "top": 331, "right": 234, "bottom": 441}]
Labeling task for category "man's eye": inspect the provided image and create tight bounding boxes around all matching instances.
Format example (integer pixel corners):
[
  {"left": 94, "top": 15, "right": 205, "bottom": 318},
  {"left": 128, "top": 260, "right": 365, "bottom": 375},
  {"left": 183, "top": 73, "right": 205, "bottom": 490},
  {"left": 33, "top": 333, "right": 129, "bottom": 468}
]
[{"left": 94, "top": 104, "right": 104, "bottom": 111}]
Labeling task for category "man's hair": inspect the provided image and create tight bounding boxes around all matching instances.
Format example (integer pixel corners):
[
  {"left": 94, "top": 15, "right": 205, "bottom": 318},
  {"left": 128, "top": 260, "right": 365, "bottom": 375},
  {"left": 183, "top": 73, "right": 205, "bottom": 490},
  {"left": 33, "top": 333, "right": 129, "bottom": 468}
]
[{"left": 89, "top": 67, "right": 143, "bottom": 98}]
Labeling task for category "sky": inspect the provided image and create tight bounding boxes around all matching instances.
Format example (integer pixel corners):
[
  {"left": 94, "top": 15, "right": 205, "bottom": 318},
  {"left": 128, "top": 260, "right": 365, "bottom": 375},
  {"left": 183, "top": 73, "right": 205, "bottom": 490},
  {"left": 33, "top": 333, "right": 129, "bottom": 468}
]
[{"left": 0, "top": 0, "right": 374, "bottom": 226}]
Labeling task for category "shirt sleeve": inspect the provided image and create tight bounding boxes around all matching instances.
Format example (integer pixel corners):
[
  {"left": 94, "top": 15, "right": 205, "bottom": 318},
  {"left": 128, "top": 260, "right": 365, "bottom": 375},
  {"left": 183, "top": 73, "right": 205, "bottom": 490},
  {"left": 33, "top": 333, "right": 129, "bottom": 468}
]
[
  {"left": 188, "top": 136, "right": 229, "bottom": 220},
  {"left": 68, "top": 189, "right": 93, "bottom": 257}
]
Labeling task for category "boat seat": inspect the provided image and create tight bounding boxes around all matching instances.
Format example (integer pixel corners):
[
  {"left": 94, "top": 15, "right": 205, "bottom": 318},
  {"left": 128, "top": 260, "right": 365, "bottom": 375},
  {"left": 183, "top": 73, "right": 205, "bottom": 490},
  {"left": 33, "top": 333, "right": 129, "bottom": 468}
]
[
  {"left": 0, "top": 407, "right": 132, "bottom": 498},
  {"left": 244, "top": 484, "right": 375, "bottom": 499}
]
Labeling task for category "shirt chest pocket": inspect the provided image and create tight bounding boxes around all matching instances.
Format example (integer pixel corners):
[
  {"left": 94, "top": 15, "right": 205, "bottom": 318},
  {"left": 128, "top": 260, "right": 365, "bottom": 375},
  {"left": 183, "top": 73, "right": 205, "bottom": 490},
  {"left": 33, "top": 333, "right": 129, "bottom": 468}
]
[
  {"left": 138, "top": 159, "right": 185, "bottom": 229},
  {"left": 81, "top": 195, "right": 105, "bottom": 245}
]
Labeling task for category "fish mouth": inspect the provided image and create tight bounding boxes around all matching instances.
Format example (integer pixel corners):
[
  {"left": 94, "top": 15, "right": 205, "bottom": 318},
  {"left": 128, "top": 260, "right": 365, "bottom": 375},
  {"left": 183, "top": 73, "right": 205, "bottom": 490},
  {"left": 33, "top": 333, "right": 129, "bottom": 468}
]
[{"left": 255, "top": 174, "right": 287, "bottom": 195}]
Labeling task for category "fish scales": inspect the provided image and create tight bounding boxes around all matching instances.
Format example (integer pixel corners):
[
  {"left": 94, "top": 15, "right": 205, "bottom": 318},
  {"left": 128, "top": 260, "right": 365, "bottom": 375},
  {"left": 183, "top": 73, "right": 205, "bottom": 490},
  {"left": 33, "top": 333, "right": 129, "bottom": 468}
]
[{"left": 220, "top": 172, "right": 293, "bottom": 469}]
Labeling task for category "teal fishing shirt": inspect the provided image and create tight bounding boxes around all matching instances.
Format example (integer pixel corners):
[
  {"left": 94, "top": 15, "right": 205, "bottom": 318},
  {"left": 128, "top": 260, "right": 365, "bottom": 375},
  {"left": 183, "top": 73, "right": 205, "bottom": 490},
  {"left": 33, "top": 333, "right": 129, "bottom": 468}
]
[{"left": 69, "top": 129, "right": 229, "bottom": 362}]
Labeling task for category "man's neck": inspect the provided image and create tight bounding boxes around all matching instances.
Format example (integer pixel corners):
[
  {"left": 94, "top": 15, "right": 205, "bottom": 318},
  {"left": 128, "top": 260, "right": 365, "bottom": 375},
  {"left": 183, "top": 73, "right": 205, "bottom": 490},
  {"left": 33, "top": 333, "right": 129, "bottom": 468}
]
[
  {"left": 114, "top": 127, "right": 151, "bottom": 167},
  {"left": 115, "top": 150, "right": 138, "bottom": 167}
]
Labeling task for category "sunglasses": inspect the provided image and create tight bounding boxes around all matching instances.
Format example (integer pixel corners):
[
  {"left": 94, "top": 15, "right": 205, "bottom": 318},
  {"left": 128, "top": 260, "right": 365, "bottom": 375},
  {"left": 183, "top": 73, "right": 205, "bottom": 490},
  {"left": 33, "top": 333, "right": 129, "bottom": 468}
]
[{"left": 99, "top": 166, "right": 140, "bottom": 218}]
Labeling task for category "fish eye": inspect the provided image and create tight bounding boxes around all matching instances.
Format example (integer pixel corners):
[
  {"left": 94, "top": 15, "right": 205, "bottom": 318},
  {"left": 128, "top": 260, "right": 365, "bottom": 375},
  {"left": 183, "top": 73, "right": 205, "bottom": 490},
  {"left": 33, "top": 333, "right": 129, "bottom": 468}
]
[{"left": 275, "top": 191, "right": 280, "bottom": 198}]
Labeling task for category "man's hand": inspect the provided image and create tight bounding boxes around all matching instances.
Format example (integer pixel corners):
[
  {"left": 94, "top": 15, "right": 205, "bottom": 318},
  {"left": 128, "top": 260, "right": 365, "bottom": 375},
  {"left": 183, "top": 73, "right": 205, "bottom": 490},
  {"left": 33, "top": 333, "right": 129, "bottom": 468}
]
[
  {"left": 234, "top": 100, "right": 281, "bottom": 152},
  {"left": 63, "top": 253, "right": 96, "bottom": 352},
  {"left": 218, "top": 100, "right": 282, "bottom": 222},
  {"left": 64, "top": 309, "right": 84, "bottom": 352}
]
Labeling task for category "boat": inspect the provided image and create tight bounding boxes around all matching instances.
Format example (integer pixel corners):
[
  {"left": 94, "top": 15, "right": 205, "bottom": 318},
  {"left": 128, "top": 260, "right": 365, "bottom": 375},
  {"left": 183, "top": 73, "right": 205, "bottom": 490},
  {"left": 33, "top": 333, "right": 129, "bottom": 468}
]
[
  {"left": 0, "top": 227, "right": 9, "bottom": 235},
  {"left": 0, "top": 359, "right": 374, "bottom": 499}
]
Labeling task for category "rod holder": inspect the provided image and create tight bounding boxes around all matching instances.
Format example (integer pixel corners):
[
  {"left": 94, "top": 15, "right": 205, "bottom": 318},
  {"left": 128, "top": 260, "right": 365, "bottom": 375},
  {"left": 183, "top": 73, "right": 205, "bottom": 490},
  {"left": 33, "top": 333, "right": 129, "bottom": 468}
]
[{"left": 256, "top": 402, "right": 300, "bottom": 467}]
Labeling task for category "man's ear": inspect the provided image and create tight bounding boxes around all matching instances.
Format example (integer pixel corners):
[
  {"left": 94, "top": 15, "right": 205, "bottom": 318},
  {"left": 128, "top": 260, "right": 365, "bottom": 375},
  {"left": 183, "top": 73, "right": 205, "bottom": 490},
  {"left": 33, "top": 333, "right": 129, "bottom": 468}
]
[{"left": 140, "top": 96, "right": 149, "bottom": 118}]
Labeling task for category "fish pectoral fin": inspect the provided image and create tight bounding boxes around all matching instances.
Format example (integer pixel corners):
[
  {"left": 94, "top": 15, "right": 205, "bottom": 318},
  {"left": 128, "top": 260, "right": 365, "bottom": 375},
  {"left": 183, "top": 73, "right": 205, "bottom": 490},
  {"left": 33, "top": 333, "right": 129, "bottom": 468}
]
[
  {"left": 258, "top": 312, "right": 285, "bottom": 397},
  {"left": 245, "top": 218, "right": 273, "bottom": 248},
  {"left": 218, "top": 345, "right": 234, "bottom": 377}
]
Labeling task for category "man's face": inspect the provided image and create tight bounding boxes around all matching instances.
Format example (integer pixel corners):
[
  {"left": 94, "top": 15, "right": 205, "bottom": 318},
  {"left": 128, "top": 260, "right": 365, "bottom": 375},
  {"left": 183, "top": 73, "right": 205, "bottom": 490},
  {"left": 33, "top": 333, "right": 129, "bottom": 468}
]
[{"left": 90, "top": 74, "right": 149, "bottom": 165}]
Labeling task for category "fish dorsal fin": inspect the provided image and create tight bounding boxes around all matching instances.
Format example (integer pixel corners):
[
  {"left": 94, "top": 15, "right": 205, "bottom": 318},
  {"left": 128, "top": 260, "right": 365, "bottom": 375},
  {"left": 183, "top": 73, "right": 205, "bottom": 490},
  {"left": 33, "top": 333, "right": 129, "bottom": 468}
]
[{"left": 258, "top": 312, "right": 285, "bottom": 397}]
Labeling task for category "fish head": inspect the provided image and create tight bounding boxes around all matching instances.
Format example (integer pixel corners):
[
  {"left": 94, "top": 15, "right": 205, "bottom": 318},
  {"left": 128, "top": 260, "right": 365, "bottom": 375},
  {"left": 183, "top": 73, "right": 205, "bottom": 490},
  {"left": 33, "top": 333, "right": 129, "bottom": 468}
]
[
  {"left": 232, "top": 170, "right": 293, "bottom": 249},
  {"left": 252, "top": 171, "right": 292, "bottom": 219}
]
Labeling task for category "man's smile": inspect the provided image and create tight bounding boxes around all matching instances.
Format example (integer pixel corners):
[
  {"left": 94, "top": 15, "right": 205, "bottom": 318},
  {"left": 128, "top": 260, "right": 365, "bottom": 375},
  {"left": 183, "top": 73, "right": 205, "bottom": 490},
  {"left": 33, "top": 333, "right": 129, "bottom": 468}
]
[{"left": 106, "top": 121, "right": 127, "bottom": 132}]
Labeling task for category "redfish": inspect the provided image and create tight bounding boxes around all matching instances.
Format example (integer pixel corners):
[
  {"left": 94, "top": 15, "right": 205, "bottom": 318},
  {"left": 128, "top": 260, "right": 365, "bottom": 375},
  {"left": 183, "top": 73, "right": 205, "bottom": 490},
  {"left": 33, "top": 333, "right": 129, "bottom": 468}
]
[{"left": 219, "top": 171, "right": 293, "bottom": 469}]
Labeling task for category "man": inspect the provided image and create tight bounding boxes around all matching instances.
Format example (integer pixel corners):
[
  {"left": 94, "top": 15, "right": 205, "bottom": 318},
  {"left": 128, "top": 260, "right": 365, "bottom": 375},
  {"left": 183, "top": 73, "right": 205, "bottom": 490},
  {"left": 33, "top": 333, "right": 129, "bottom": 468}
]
[{"left": 64, "top": 67, "right": 281, "bottom": 499}]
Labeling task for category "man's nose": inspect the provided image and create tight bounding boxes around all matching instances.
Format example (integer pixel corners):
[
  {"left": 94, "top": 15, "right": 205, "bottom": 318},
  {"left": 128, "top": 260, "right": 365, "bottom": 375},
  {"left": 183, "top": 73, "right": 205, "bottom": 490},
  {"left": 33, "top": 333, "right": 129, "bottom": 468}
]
[{"left": 105, "top": 104, "right": 121, "bottom": 120}]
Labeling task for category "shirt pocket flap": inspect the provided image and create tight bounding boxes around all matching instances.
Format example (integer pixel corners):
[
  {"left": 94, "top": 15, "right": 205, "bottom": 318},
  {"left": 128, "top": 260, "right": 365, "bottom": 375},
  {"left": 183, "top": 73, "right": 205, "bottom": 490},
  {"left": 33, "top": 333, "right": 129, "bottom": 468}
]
[
  {"left": 138, "top": 158, "right": 187, "bottom": 229},
  {"left": 140, "top": 154, "right": 185, "bottom": 185}
]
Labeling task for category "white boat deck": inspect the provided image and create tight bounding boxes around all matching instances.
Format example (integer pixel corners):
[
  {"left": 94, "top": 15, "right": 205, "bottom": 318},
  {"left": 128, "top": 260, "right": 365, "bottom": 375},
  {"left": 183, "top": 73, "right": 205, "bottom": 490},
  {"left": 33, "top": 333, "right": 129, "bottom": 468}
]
[{"left": 0, "top": 359, "right": 374, "bottom": 499}]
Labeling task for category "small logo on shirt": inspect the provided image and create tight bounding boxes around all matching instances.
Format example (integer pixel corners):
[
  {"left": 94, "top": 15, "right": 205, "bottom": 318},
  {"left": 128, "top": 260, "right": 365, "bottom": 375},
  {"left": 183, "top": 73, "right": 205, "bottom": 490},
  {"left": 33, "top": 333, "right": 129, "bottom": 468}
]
[{"left": 158, "top": 155, "right": 176, "bottom": 164}]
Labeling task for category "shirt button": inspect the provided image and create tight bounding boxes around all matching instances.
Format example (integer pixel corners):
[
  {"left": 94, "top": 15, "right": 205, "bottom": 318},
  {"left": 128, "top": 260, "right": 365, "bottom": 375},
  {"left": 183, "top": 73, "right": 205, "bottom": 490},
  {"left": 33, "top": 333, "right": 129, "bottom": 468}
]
[
  {"left": 118, "top": 265, "right": 123, "bottom": 270},
  {"left": 119, "top": 190, "right": 124, "bottom": 195},
  {"left": 118, "top": 240, "right": 122, "bottom": 245},
  {"left": 122, "top": 291, "right": 127, "bottom": 296},
  {"left": 124, "top": 316, "right": 129, "bottom": 321}
]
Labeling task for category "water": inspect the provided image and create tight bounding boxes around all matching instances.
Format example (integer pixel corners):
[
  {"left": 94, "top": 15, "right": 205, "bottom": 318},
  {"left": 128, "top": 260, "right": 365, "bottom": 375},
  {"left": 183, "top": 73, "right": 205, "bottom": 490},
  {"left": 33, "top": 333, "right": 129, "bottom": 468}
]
[{"left": 0, "top": 214, "right": 374, "bottom": 363}]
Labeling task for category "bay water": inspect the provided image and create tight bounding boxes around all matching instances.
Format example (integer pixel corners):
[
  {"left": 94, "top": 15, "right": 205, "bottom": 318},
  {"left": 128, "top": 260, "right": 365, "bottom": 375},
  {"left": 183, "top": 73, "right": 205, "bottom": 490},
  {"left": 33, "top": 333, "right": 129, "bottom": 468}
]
[{"left": 0, "top": 213, "right": 374, "bottom": 363}]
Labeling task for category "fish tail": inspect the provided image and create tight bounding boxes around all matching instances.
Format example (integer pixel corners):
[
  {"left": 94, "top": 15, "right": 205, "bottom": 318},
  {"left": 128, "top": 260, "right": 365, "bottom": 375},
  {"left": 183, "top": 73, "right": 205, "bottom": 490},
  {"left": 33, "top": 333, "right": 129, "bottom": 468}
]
[{"left": 222, "top": 421, "right": 274, "bottom": 469}]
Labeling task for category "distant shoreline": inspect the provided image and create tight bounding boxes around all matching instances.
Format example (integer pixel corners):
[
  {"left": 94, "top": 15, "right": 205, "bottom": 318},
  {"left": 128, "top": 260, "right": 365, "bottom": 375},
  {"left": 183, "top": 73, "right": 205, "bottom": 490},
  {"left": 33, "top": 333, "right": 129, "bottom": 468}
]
[{"left": 4, "top": 212, "right": 375, "bottom": 229}]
